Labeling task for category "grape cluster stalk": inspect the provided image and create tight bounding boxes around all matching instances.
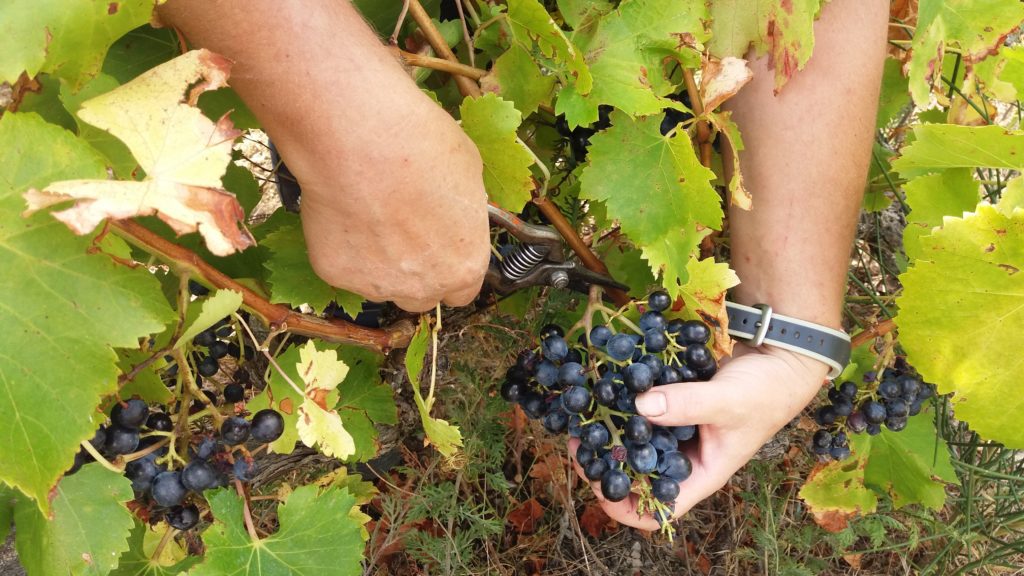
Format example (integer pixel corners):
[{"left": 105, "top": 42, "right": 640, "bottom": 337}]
[{"left": 500, "top": 291, "right": 717, "bottom": 539}]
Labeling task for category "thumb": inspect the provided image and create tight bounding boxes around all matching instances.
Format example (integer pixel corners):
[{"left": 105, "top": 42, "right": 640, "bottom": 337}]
[{"left": 634, "top": 379, "right": 735, "bottom": 426}]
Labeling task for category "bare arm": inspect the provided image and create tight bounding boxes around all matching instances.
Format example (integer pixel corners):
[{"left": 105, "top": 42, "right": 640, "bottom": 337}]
[
  {"left": 158, "top": 0, "right": 490, "bottom": 312},
  {"left": 581, "top": 0, "right": 890, "bottom": 528}
]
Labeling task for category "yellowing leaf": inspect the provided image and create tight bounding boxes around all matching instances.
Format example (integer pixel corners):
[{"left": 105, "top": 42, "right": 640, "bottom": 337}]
[
  {"left": 404, "top": 316, "right": 462, "bottom": 457},
  {"left": 460, "top": 94, "right": 535, "bottom": 210},
  {"left": 24, "top": 50, "right": 254, "bottom": 256},
  {"left": 297, "top": 397, "right": 356, "bottom": 460},
  {"left": 679, "top": 257, "right": 739, "bottom": 357},
  {"left": 175, "top": 289, "right": 242, "bottom": 349},
  {"left": 297, "top": 342, "right": 350, "bottom": 395}
]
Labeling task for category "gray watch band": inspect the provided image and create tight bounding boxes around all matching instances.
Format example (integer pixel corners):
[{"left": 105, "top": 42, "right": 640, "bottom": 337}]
[{"left": 725, "top": 301, "right": 850, "bottom": 380}]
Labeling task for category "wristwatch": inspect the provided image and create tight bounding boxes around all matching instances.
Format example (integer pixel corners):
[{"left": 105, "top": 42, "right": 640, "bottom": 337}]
[{"left": 725, "top": 302, "right": 850, "bottom": 380}]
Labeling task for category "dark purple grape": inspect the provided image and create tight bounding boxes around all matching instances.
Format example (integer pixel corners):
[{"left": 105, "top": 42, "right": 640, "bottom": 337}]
[
  {"left": 167, "top": 504, "right": 200, "bottom": 530},
  {"left": 866, "top": 422, "right": 882, "bottom": 436},
  {"left": 650, "top": 428, "right": 677, "bottom": 453},
  {"left": 830, "top": 445, "right": 852, "bottom": 460},
  {"left": 589, "top": 325, "right": 613, "bottom": 347},
  {"left": 815, "top": 405, "right": 838, "bottom": 426},
  {"left": 197, "top": 356, "right": 220, "bottom": 378},
  {"left": 220, "top": 417, "right": 250, "bottom": 445},
  {"left": 539, "top": 324, "right": 564, "bottom": 340},
  {"left": 561, "top": 386, "right": 591, "bottom": 414},
  {"left": 878, "top": 378, "right": 901, "bottom": 399},
  {"left": 106, "top": 426, "right": 140, "bottom": 455},
  {"left": 193, "top": 329, "right": 216, "bottom": 348},
  {"left": 516, "top": 349, "right": 539, "bottom": 373},
  {"left": 580, "top": 422, "right": 610, "bottom": 450},
  {"left": 584, "top": 457, "right": 609, "bottom": 481},
  {"left": 125, "top": 457, "right": 164, "bottom": 493},
  {"left": 600, "top": 469, "right": 632, "bottom": 502},
  {"left": 223, "top": 383, "right": 245, "bottom": 403},
  {"left": 623, "top": 416, "right": 653, "bottom": 445},
  {"left": 860, "top": 400, "right": 887, "bottom": 424},
  {"left": 812, "top": 429, "right": 832, "bottom": 451},
  {"left": 886, "top": 398, "right": 909, "bottom": 417},
  {"left": 152, "top": 471, "right": 187, "bottom": 507},
  {"left": 592, "top": 377, "right": 617, "bottom": 407},
  {"left": 839, "top": 381, "right": 858, "bottom": 399},
  {"left": 832, "top": 398, "right": 853, "bottom": 417},
  {"left": 908, "top": 399, "right": 924, "bottom": 416},
  {"left": 658, "top": 366, "right": 682, "bottom": 385},
  {"left": 670, "top": 425, "right": 697, "bottom": 442},
  {"left": 575, "top": 446, "right": 596, "bottom": 467},
  {"left": 626, "top": 443, "right": 658, "bottom": 474},
  {"left": 639, "top": 311, "right": 667, "bottom": 333},
  {"left": 638, "top": 353, "right": 663, "bottom": 374},
  {"left": 520, "top": 393, "right": 547, "bottom": 420},
  {"left": 651, "top": 477, "right": 680, "bottom": 503},
  {"left": 647, "top": 291, "right": 672, "bottom": 312},
  {"left": 188, "top": 280, "right": 209, "bottom": 296},
  {"left": 643, "top": 329, "right": 669, "bottom": 353},
  {"left": 112, "top": 399, "right": 149, "bottom": 430},
  {"left": 534, "top": 360, "right": 558, "bottom": 388},
  {"left": 181, "top": 460, "right": 218, "bottom": 492},
  {"left": 88, "top": 427, "right": 107, "bottom": 450},
  {"left": 558, "top": 362, "right": 587, "bottom": 387},
  {"left": 846, "top": 411, "right": 868, "bottom": 433},
  {"left": 624, "top": 363, "right": 654, "bottom": 393},
  {"left": 565, "top": 348, "right": 585, "bottom": 365},
  {"left": 899, "top": 375, "right": 921, "bottom": 400},
  {"left": 146, "top": 412, "right": 173, "bottom": 432},
  {"left": 683, "top": 345, "right": 715, "bottom": 373},
  {"left": 615, "top": 388, "right": 636, "bottom": 412},
  {"left": 194, "top": 437, "right": 223, "bottom": 460},
  {"left": 885, "top": 416, "right": 908, "bottom": 432},
  {"left": 541, "top": 336, "right": 569, "bottom": 362},
  {"left": 605, "top": 333, "right": 636, "bottom": 362},
  {"left": 567, "top": 415, "right": 583, "bottom": 437},
  {"left": 656, "top": 451, "right": 692, "bottom": 481},
  {"left": 208, "top": 341, "right": 230, "bottom": 360},
  {"left": 233, "top": 458, "right": 258, "bottom": 482},
  {"left": 543, "top": 409, "right": 570, "bottom": 433},
  {"left": 676, "top": 320, "right": 711, "bottom": 345}
]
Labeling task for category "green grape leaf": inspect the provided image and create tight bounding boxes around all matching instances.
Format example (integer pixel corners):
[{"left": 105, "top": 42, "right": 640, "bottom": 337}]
[
  {"left": 799, "top": 435, "right": 878, "bottom": 532},
  {"left": 902, "top": 168, "right": 978, "bottom": 260},
  {"left": 102, "top": 25, "right": 179, "bottom": 84},
  {"left": 194, "top": 485, "right": 365, "bottom": 576},
  {"left": 555, "top": 0, "right": 613, "bottom": 30},
  {"left": 877, "top": 58, "right": 910, "bottom": 129},
  {"left": 176, "top": 289, "right": 243, "bottom": 348},
  {"left": 555, "top": 0, "right": 707, "bottom": 127},
  {"left": 337, "top": 407, "right": 378, "bottom": 462},
  {"left": 110, "top": 521, "right": 198, "bottom": 576},
  {"left": 597, "top": 237, "right": 657, "bottom": 297},
  {"left": 0, "top": 484, "right": 13, "bottom": 543},
  {"left": 678, "top": 256, "right": 740, "bottom": 357},
  {"left": 896, "top": 204, "right": 1024, "bottom": 447},
  {"left": 863, "top": 411, "right": 959, "bottom": 508},
  {"left": 0, "top": 0, "right": 155, "bottom": 88},
  {"left": 0, "top": 113, "right": 173, "bottom": 511},
  {"left": 60, "top": 73, "right": 139, "bottom": 178},
  {"left": 998, "top": 176, "right": 1024, "bottom": 216},
  {"left": 997, "top": 46, "right": 1024, "bottom": 99},
  {"left": 117, "top": 350, "right": 174, "bottom": 406},
  {"left": 337, "top": 347, "right": 397, "bottom": 425},
  {"left": 507, "top": 0, "right": 592, "bottom": 95},
  {"left": 247, "top": 345, "right": 338, "bottom": 455},
  {"left": 14, "top": 465, "right": 135, "bottom": 576},
  {"left": 837, "top": 343, "right": 877, "bottom": 387},
  {"left": 707, "top": 0, "right": 823, "bottom": 91},
  {"left": 908, "top": 0, "right": 1024, "bottom": 106},
  {"left": 460, "top": 94, "right": 535, "bottom": 210},
  {"left": 262, "top": 223, "right": 364, "bottom": 316},
  {"left": 481, "top": 44, "right": 556, "bottom": 116},
  {"left": 580, "top": 111, "right": 722, "bottom": 298},
  {"left": 405, "top": 317, "right": 463, "bottom": 457},
  {"left": 893, "top": 124, "right": 1024, "bottom": 180}
]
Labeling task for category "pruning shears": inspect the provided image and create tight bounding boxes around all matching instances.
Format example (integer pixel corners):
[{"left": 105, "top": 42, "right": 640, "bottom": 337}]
[{"left": 485, "top": 203, "right": 628, "bottom": 296}]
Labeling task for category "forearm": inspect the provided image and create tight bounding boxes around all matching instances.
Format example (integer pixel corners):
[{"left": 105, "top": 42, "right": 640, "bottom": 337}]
[
  {"left": 158, "top": 0, "right": 490, "bottom": 310},
  {"left": 725, "top": 0, "right": 889, "bottom": 343}
]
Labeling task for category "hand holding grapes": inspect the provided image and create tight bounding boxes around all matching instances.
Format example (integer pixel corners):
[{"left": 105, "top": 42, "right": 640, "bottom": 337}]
[{"left": 571, "top": 344, "right": 828, "bottom": 530}]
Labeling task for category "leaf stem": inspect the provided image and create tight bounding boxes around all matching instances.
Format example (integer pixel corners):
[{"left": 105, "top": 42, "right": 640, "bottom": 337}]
[
  {"left": 407, "top": 0, "right": 481, "bottom": 97},
  {"left": 110, "top": 220, "right": 414, "bottom": 353},
  {"left": 235, "top": 479, "right": 261, "bottom": 543},
  {"left": 79, "top": 440, "right": 124, "bottom": 473},
  {"left": 233, "top": 313, "right": 307, "bottom": 399},
  {"left": 682, "top": 68, "right": 713, "bottom": 168},
  {"left": 151, "top": 525, "right": 177, "bottom": 562},
  {"left": 391, "top": 48, "right": 486, "bottom": 80}
]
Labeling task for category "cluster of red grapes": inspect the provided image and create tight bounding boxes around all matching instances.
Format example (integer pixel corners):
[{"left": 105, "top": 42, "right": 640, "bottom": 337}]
[
  {"left": 812, "top": 359, "right": 936, "bottom": 460},
  {"left": 500, "top": 291, "right": 717, "bottom": 533}
]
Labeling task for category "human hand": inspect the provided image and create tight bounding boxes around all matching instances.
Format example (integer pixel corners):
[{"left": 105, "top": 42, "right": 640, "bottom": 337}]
[{"left": 569, "top": 343, "right": 829, "bottom": 530}]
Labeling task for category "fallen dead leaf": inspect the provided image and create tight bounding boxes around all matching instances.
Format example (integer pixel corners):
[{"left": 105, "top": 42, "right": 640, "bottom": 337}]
[{"left": 508, "top": 498, "right": 545, "bottom": 534}]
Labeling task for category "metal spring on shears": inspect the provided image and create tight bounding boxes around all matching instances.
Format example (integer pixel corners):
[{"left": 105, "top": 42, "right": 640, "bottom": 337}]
[{"left": 500, "top": 244, "right": 549, "bottom": 281}]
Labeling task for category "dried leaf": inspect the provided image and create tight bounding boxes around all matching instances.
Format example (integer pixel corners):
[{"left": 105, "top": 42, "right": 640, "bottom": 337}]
[
  {"left": 507, "top": 498, "right": 544, "bottom": 534},
  {"left": 701, "top": 57, "right": 753, "bottom": 111},
  {"left": 579, "top": 503, "right": 617, "bottom": 538},
  {"left": 24, "top": 49, "right": 253, "bottom": 256}
]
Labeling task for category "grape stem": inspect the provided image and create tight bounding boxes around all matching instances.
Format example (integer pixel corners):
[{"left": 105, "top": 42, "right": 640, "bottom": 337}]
[
  {"left": 235, "top": 479, "right": 261, "bottom": 543},
  {"left": 79, "top": 440, "right": 124, "bottom": 473},
  {"left": 850, "top": 318, "right": 896, "bottom": 348},
  {"left": 682, "top": 69, "right": 713, "bottom": 168},
  {"left": 234, "top": 314, "right": 308, "bottom": 400},
  {"left": 391, "top": 47, "right": 486, "bottom": 80},
  {"left": 151, "top": 525, "right": 177, "bottom": 562},
  {"left": 109, "top": 220, "right": 414, "bottom": 353},
  {"left": 122, "top": 437, "right": 170, "bottom": 464},
  {"left": 406, "top": 0, "right": 481, "bottom": 97}
]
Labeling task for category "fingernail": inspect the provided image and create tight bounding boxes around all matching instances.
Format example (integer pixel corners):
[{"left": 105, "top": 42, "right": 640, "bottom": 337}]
[{"left": 635, "top": 392, "right": 666, "bottom": 417}]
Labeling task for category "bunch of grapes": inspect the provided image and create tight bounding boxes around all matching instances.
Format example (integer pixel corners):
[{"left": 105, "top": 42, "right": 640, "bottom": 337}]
[
  {"left": 66, "top": 289, "right": 284, "bottom": 532},
  {"left": 500, "top": 291, "right": 717, "bottom": 536},
  {"left": 812, "top": 359, "right": 936, "bottom": 461}
]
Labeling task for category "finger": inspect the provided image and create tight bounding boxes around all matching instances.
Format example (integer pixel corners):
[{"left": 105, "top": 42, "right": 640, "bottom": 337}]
[
  {"left": 391, "top": 296, "right": 439, "bottom": 313},
  {"left": 634, "top": 380, "right": 736, "bottom": 426},
  {"left": 441, "top": 280, "right": 483, "bottom": 309},
  {"left": 597, "top": 490, "right": 661, "bottom": 531}
]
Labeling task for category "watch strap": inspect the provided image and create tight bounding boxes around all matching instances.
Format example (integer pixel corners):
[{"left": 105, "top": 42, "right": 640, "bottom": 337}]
[{"left": 725, "top": 301, "right": 850, "bottom": 380}]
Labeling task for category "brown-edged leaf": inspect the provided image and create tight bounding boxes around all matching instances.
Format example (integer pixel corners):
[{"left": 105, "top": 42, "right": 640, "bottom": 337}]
[{"left": 508, "top": 498, "right": 544, "bottom": 534}]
